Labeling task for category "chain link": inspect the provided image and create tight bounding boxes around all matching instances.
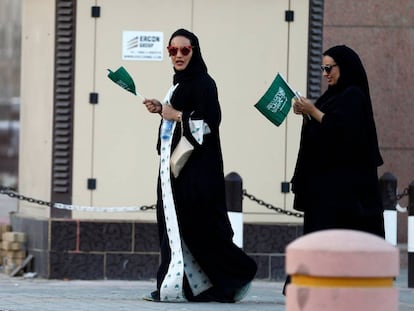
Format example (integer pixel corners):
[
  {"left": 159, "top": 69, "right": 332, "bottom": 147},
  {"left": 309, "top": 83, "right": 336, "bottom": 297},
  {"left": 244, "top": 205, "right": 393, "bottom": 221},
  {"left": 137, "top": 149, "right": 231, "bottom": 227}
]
[
  {"left": 396, "top": 187, "right": 409, "bottom": 201},
  {"left": 1, "top": 185, "right": 302, "bottom": 217},
  {"left": 242, "top": 189, "right": 304, "bottom": 218},
  {"left": 0, "top": 186, "right": 53, "bottom": 207},
  {"left": 2, "top": 185, "right": 409, "bottom": 216},
  {"left": 0, "top": 186, "right": 156, "bottom": 212},
  {"left": 244, "top": 185, "right": 411, "bottom": 217},
  {"left": 138, "top": 204, "right": 157, "bottom": 211}
]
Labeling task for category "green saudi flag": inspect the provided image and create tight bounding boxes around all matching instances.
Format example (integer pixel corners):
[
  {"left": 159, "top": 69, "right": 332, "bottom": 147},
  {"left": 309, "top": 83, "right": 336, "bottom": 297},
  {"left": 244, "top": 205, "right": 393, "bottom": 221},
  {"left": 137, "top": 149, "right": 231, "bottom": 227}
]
[
  {"left": 107, "top": 66, "right": 145, "bottom": 99},
  {"left": 254, "top": 73, "right": 296, "bottom": 126}
]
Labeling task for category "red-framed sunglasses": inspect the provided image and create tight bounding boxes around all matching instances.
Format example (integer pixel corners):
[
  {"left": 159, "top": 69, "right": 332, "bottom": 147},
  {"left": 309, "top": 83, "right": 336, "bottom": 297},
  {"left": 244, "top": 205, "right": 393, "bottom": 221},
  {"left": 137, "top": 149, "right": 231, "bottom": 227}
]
[{"left": 167, "top": 45, "right": 193, "bottom": 57}]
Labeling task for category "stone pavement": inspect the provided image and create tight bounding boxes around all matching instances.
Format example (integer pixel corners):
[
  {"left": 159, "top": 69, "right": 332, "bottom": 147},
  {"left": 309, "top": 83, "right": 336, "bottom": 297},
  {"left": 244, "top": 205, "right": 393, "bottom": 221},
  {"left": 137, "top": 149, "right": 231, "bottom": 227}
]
[
  {"left": 0, "top": 273, "right": 284, "bottom": 311},
  {"left": 1, "top": 196, "right": 414, "bottom": 310},
  {"left": 0, "top": 269, "right": 413, "bottom": 311}
]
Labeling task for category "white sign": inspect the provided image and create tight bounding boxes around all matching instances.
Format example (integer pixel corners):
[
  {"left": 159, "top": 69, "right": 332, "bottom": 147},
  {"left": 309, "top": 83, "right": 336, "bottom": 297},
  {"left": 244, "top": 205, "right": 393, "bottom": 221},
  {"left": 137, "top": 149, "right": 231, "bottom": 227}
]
[{"left": 122, "top": 31, "right": 164, "bottom": 61}]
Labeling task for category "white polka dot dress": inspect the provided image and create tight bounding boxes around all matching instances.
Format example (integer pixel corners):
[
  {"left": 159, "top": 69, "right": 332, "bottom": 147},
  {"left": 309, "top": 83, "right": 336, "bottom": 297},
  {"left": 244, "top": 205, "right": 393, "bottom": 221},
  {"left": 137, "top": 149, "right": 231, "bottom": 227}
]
[{"left": 158, "top": 85, "right": 212, "bottom": 302}]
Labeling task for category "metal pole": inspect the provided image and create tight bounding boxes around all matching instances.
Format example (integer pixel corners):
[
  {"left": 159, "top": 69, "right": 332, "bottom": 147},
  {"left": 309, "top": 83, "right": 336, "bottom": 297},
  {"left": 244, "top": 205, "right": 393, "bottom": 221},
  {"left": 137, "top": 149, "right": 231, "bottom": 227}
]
[
  {"left": 408, "top": 181, "right": 414, "bottom": 288},
  {"left": 379, "top": 172, "right": 398, "bottom": 245}
]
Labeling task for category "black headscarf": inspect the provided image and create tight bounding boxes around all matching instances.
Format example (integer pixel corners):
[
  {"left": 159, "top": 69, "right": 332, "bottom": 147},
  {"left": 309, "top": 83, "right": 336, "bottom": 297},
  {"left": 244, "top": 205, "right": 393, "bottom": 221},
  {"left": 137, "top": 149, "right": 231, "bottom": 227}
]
[
  {"left": 168, "top": 29, "right": 208, "bottom": 84},
  {"left": 319, "top": 45, "right": 383, "bottom": 167},
  {"left": 324, "top": 45, "right": 370, "bottom": 94}
]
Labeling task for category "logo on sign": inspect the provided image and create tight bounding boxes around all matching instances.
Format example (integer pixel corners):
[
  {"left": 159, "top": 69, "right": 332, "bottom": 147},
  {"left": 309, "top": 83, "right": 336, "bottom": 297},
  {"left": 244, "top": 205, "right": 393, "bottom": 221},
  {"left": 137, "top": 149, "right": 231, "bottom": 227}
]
[{"left": 122, "top": 31, "right": 164, "bottom": 61}]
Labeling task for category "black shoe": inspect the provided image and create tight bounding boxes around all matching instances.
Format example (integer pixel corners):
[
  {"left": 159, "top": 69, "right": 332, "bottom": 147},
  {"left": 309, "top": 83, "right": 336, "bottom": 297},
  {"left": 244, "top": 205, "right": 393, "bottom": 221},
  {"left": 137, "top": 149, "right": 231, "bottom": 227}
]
[
  {"left": 234, "top": 282, "right": 251, "bottom": 302},
  {"left": 142, "top": 290, "right": 160, "bottom": 302},
  {"left": 282, "top": 275, "right": 291, "bottom": 296},
  {"left": 189, "top": 287, "right": 235, "bottom": 303}
]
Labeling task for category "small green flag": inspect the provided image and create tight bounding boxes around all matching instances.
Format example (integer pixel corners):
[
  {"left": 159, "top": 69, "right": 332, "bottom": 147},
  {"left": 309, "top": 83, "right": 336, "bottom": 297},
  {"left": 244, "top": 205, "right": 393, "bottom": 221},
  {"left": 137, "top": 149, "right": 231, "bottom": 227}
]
[
  {"left": 254, "top": 73, "right": 296, "bottom": 126},
  {"left": 107, "top": 66, "right": 145, "bottom": 99}
]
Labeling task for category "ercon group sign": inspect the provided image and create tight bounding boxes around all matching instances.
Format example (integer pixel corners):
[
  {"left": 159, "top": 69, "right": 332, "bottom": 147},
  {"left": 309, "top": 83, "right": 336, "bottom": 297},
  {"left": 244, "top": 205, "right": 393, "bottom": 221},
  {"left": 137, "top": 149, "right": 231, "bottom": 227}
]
[{"left": 122, "top": 31, "right": 164, "bottom": 61}]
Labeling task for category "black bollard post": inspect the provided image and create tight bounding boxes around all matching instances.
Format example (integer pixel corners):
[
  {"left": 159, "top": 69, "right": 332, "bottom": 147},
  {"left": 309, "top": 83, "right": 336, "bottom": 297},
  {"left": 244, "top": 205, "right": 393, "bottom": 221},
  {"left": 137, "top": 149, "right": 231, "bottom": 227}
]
[
  {"left": 379, "top": 172, "right": 398, "bottom": 245},
  {"left": 225, "top": 172, "right": 243, "bottom": 248},
  {"left": 408, "top": 181, "right": 414, "bottom": 288}
]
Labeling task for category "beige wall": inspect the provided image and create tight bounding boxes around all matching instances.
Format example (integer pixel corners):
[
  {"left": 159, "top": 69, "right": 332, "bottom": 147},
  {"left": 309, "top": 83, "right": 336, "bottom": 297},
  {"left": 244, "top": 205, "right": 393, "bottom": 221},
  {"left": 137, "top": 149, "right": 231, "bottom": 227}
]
[
  {"left": 14, "top": 0, "right": 414, "bottom": 233},
  {"left": 71, "top": 0, "right": 308, "bottom": 222},
  {"left": 18, "top": 0, "right": 309, "bottom": 223},
  {"left": 18, "top": 0, "right": 55, "bottom": 218}
]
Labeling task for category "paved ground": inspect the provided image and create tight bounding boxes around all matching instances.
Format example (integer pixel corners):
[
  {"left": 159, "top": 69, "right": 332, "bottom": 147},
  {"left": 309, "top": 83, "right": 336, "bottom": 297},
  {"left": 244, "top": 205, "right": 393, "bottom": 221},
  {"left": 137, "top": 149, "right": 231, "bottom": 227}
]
[
  {"left": 0, "top": 270, "right": 413, "bottom": 311},
  {"left": 0, "top": 273, "right": 285, "bottom": 311},
  {"left": 1, "top": 195, "right": 414, "bottom": 310}
]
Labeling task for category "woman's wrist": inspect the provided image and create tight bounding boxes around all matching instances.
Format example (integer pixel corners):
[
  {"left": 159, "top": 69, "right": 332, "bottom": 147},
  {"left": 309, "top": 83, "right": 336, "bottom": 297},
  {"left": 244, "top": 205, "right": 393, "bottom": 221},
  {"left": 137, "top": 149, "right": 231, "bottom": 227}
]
[
  {"left": 311, "top": 107, "right": 324, "bottom": 123},
  {"left": 177, "top": 111, "right": 183, "bottom": 122},
  {"left": 157, "top": 102, "right": 162, "bottom": 114}
]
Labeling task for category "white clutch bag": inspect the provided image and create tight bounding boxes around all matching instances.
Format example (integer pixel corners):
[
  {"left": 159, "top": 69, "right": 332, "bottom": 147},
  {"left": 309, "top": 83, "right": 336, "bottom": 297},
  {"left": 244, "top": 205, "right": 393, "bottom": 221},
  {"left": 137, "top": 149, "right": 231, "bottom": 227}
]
[{"left": 170, "top": 122, "right": 194, "bottom": 178}]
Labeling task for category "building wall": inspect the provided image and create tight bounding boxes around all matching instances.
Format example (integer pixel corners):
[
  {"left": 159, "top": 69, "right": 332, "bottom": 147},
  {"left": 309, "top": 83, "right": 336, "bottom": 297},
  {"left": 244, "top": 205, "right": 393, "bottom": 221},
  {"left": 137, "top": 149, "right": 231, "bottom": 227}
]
[
  {"left": 11, "top": 213, "right": 302, "bottom": 280},
  {"left": 5, "top": 0, "right": 413, "bottom": 280},
  {"left": 323, "top": 0, "right": 414, "bottom": 242},
  {"left": 8, "top": 1, "right": 414, "bottom": 224},
  {"left": 0, "top": 0, "right": 21, "bottom": 98},
  {"left": 13, "top": 0, "right": 310, "bottom": 280},
  {"left": 59, "top": 0, "right": 308, "bottom": 223},
  {"left": 0, "top": 0, "right": 21, "bottom": 185},
  {"left": 18, "top": 0, "right": 55, "bottom": 218}
]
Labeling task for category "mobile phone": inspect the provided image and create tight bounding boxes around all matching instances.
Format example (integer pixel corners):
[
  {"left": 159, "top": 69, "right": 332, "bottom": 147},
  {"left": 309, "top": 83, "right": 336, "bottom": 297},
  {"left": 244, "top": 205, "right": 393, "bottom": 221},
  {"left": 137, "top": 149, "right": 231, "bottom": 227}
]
[{"left": 294, "top": 91, "right": 311, "bottom": 120}]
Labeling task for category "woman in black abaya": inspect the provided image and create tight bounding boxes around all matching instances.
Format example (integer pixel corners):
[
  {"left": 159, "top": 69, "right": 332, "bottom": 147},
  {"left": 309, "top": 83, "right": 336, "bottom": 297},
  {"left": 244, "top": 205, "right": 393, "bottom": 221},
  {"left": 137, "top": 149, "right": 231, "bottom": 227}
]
[
  {"left": 282, "top": 44, "right": 385, "bottom": 295},
  {"left": 291, "top": 45, "right": 384, "bottom": 237},
  {"left": 142, "top": 29, "right": 257, "bottom": 303}
]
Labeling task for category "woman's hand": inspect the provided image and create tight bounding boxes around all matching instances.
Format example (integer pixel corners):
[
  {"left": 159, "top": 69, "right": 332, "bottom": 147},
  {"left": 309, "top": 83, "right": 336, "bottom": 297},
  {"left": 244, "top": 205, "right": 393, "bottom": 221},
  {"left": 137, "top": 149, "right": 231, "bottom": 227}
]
[
  {"left": 293, "top": 96, "right": 325, "bottom": 123},
  {"left": 162, "top": 104, "right": 182, "bottom": 122},
  {"left": 292, "top": 97, "right": 303, "bottom": 115},
  {"left": 293, "top": 96, "right": 313, "bottom": 115},
  {"left": 143, "top": 99, "right": 162, "bottom": 114}
]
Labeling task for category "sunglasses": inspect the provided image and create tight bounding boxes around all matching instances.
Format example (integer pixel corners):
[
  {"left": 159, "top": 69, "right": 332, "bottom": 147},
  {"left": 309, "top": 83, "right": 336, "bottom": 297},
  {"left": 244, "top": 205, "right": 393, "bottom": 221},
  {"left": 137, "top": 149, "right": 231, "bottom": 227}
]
[
  {"left": 320, "top": 64, "right": 337, "bottom": 74},
  {"left": 167, "top": 45, "right": 193, "bottom": 57}
]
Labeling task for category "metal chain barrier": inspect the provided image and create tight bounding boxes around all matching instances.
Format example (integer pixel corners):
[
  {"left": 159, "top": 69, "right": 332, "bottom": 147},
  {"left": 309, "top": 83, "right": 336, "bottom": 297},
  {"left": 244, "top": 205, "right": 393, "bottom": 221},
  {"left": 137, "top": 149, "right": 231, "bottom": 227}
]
[
  {"left": 1, "top": 186, "right": 53, "bottom": 207},
  {"left": 1, "top": 185, "right": 303, "bottom": 217},
  {"left": 395, "top": 187, "right": 409, "bottom": 212},
  {"left": 244, "top": 186, "right": 411, "bottom": 217},
  {"left": 0, "top": 186, "right": 156, "bottom": 212},
  {"left": 397, "top": 187, "right": 409, "bottom": 201},
  {"left": 2, "top": 185, "right": 409, "bottom": 216},
  {"left": 242, "top": 189, "right": 304, "bottom": 218}
]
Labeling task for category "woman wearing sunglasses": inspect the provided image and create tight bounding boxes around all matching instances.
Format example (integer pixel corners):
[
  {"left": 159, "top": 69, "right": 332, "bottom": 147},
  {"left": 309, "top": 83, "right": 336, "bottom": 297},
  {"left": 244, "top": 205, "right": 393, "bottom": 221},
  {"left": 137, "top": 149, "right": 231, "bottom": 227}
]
[
  {"left": 142, "top": 29, "right": 257, "bottom": 303},
  {"left": 282, "top": 44, "right": 385, "bottom": 295},
  {"left": 292, "top": 45, "right": 385, "bottom": 236}
]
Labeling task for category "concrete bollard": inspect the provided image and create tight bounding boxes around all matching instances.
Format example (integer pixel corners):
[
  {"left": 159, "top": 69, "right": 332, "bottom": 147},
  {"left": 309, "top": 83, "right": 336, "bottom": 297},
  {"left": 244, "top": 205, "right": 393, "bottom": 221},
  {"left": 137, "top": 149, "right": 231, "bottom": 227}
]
[
  {"left": 408, "top": 181, "right": 414, "bottom": 288},
  {"left": 225, "top": 172, "right": 243, "bottom": 248},
  {"left": 286, "top": 229, "right": 399, "bottom": 311},
  {"left": 379, "top": 172, "right": 398, "bottom": 245}
]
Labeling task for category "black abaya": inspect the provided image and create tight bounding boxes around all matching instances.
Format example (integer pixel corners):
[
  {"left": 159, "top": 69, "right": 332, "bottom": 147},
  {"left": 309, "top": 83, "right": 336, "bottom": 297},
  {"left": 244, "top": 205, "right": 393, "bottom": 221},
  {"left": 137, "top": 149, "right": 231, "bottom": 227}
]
[
  {"left": 291, "top": 45, "right": 384, "bottom": 238},
  {"left": 154, "top": 29, "right": 257, "bottom": 302}
]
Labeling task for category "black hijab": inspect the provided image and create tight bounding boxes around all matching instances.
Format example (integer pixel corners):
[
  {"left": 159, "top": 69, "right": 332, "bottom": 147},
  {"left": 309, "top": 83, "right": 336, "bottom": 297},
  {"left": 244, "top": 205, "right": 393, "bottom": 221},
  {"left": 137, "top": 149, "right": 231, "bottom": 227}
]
[
  {"left": 168, "top": 29, "right": 208, "bottom": 85},
  {"left": 324, "top": 46, "right": 370, "bottom": 94}
]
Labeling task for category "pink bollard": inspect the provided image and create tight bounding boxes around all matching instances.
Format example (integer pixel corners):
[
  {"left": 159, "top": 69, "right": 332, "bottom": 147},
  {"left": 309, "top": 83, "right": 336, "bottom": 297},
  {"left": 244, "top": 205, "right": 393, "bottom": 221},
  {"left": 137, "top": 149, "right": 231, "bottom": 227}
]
[{"left": 285, "top": 229, "right": 399, "bottom": 311}]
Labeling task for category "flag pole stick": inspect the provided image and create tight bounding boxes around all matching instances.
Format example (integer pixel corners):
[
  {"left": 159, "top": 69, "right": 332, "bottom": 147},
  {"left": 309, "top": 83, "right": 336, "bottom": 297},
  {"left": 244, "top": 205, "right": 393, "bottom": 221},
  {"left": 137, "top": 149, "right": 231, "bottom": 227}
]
[{"left": 135, "top": 90, "right": 146, "bottom": 101}]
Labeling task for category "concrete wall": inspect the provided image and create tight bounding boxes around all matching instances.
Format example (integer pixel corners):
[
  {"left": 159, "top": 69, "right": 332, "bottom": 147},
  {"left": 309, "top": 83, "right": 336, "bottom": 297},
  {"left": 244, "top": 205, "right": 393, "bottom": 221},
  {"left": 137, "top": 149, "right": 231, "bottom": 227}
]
[{"left": 18, "top": 0, "right": 55, "bottom": 218}]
